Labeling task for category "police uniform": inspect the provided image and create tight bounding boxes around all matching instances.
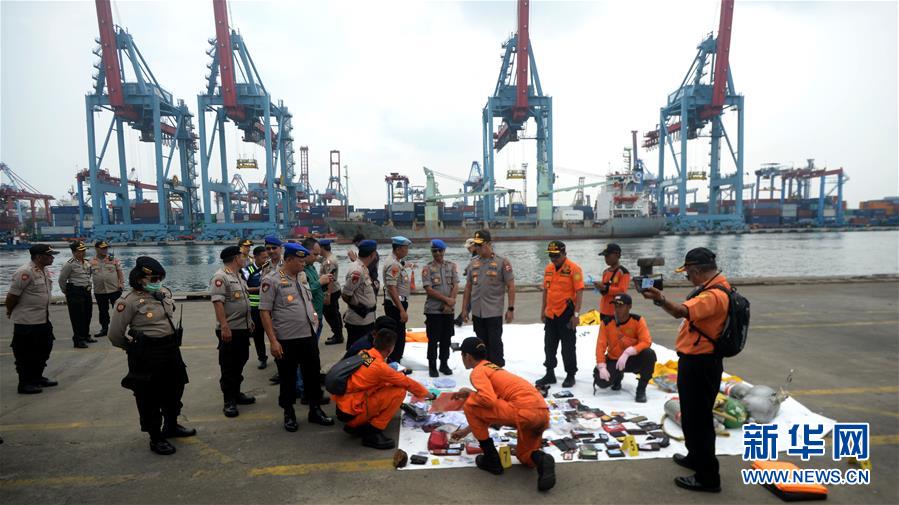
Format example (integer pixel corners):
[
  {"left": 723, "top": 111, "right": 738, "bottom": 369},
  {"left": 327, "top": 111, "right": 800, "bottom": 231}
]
[
  {"left": 342, "top": 257, "right": 377, "bottom": 349},
  {"left": 58, "top": 242, "right": 93, "bottom": 346},
  {"left": 210, "top": 257, "right": 253, "bottom": 409},
  {"left": 90, "top": 242, "right": 123, "bottom": 336},
  {"left": 242, "top": 258, "right": 268, "bottom": 364},
  {"left": 382, "top": 242, "right": 411, "bottom": 362},
  {"left": 466, "top": 251, "right": 514, "bottom": 367},
  {"left": 259, "top": 260, "right": 329, "bottom": 417},
  {"left": 422, "top": 247, "right": 458, "bottom": 374},
  {"left": 319, "top": 249, "right": 344, "bottom": 345},
  {"left": 108, "top": 257, "right": 193, "bottom": 453},
  {"left": 8, "top": 249, "right": 57, "bottom": 393},
  {"left": 540, "top": 244, "right": 585, "bottom": 384}
]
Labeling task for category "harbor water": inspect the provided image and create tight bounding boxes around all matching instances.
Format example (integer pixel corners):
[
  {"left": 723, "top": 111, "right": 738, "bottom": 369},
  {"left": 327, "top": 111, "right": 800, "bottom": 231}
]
[{"left": 1, "top": 230, "right": 896, "bottom": 297}]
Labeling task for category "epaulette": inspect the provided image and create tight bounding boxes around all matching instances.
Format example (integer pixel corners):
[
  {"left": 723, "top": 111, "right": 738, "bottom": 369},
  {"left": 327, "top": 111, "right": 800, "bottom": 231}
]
[
  {"left": 359, "top": 350, "right": 375, "bottom": 367},
  {"left": 484, "top": 362, "right": 502, "bottom": 371}
]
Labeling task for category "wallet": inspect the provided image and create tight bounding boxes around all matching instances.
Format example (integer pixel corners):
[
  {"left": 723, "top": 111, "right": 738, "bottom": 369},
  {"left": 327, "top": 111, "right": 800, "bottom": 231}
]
[
  {"left": 428, "top": 431, "right": 449, "bottom": 452},
  {"left": 410, "top": 454, "right": 428, "bottom": 465}
]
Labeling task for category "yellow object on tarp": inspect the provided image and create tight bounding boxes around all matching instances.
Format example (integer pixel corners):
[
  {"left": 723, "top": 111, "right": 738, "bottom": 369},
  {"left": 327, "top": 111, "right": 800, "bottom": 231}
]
[
  {"left": 405, "top": 330, "right": 428, "bottom": 343},
  {"left": 578, "top": 309, "right": 602, "bottom": 326},
  {"left": 751, "top": 460, "right": 828, "bottom": 501}
]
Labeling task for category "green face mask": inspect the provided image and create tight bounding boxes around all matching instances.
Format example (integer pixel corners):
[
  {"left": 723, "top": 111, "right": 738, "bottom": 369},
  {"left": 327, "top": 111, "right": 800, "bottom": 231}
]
[{"left": 145, "top": 282, "right": 162, "bottom": 293}]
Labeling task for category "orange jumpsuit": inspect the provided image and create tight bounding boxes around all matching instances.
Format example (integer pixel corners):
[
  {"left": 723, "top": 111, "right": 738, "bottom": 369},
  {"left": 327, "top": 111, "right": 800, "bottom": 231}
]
[
  {"left": 334, "top": 348, "right": 430, "bottom": 430},
  {"left": 464, "top": 361, "right": 549, "bottom": 467}
]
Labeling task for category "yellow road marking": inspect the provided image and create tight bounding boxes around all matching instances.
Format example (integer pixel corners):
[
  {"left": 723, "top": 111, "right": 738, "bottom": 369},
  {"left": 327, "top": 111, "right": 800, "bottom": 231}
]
[
  {"left": 872, "top": 434, "right": 899, "bottom": 445},
  {"left": 791, "top": 385, "right": 899, "bottom": 396},
  {"left": 0, "top": 474, "right": 145, "bottom": 489},
  {"left": 752, "top": 320, "right": 899, "bottom": 330},
  {"left": 817, "top": 402, "right": 899, "bottom": 419},
  {"left": 249, "top": 459, "right": 394, "bottom": 476},
  {"left": 180, "top": 437, "right": 234, "bottom": 464}
]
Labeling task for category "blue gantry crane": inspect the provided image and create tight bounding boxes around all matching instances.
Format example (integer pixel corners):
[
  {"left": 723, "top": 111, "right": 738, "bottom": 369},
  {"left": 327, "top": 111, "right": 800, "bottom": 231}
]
[
  {"left": 642, "top": 0, "right": 745, "bottom": 232},
  {"left": 85, "top": 0, "right": 200, "bottom": 241},
  {"left": 197, "top": 0, "right": 298, "bottom": 239},
  {"left": 482, "top": 0, "right": 554, "bottom": 223}
]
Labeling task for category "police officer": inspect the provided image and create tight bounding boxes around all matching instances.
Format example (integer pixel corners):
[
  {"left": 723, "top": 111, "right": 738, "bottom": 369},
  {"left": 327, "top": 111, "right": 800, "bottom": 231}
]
[
  {"left": 422, "top": 239, "right": 458, "bottom": 377},
  {"left": 6, "top": 244, "right": 59, "bottom": 394},
  {"left": 347, "top": 233, "right": 380, "bottom": 295},
  {"left": 59, "top": 240, "right": 94, "bottom": 348},
  {"left": 454, "top": 238, "right": 480, "bottom": 326},
  {"left": 536, "top": 241, "right": 584, "bottom": 388},
  {"left": 90, "top": 240, "right": 124, "bottom": 338},
  {"left": 238, "top": 238, "right": 253, "bottom": 262},
  {"left": 261, "top": 235, "right": 284, "bottom": 277},
  {"left": 319, "top": 239, "right": 344, "bottom": 346},
  {"left": 382, "top": 236, "right": 412, "bottom": 363},
  {"left": 211, "top": 246, "right": 256, "bottom": 418},
  {"left": 594, "top": 294, "right": 656, "bottom": 403},
  {"left": 461, "top": 230, "right": 515, "bottom": 367},
  {"left": 242, "top": 245, "right": 269, "bottom": 369},
  {"left": 641, "top": 247, "right": 728, "bottom": 492},
  {"left": 594, "top": 243, "right": 631, "bottom": 324},
  {"left": 108, "top": 256, "right": 196, "bottom": 455},
  {"left": 342, "top": 239, "right": 378, "bottom": 349},
  {"left": 259, "top": 243, "right": 335, "bottom": 432}
]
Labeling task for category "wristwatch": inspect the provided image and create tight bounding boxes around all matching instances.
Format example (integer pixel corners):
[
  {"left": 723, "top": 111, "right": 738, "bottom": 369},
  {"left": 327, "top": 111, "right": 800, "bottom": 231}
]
[
  {"left": 507, "top": 306, "right": 515, "bottom": 312},
  {"left": 574, "top": 311, "right": 580, "bottom": 318},
  {"left": 653, "top": 296, "right": 666, "bottom": 307}
]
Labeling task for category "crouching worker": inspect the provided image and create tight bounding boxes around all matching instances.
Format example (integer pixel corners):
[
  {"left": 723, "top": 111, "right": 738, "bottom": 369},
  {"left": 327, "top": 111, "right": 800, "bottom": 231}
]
[
  {"left": 594, "top": 293, "right": 656, "bottom": 403},
  {"left": 333, "top": 329, "right": 435, "bottom": 450},
  {"left": 451, "top": 337, "right": 556, "bottom": 492}
]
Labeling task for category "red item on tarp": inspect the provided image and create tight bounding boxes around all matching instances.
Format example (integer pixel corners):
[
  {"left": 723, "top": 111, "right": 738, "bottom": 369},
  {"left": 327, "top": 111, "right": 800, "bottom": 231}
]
[
  {"left": 428, "top": 431, "right": 449, "bottom": 453},
  {"left": 429, "top": 392, "right": 466, "bottom": 413},
  {"left": 465, "top": 442, "right": 483, "bottom": 455}
]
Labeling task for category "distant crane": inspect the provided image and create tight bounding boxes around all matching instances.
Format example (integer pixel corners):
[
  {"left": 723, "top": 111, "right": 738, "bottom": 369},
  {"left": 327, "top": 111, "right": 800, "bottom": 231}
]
[
  {"left": 0, "top": 163, "right": 54, "bottom": 234},
  {"left": 318, "top": 150, "right": 347, "bottom": 214}
]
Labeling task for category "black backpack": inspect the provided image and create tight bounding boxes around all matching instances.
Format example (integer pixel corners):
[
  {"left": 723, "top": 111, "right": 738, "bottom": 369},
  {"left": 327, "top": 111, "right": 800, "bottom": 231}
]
[
  {"left": 689, "top": 284, "right": 750, "bottom": 358},
  {"left": 324, "top": 350, "right": 375, "bottom": 395}
]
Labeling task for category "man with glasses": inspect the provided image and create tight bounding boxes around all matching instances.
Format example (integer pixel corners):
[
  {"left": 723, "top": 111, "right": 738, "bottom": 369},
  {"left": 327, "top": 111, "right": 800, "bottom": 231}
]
[
  {"left": 422, "top": 239, "right": 458, "bottom": 377},
  {"left": 6, "top": 244, "right": 59, "bottom": 394},
  {"left": 461, "top": 230, "right": 515, "bottom": 367},
  {"left": 59, "top": 241, "right": 95, "bottom": 348},
  {"left": 536, "top": 241, "right": 584, "bottom": 388},
  {"left": 261, "top": 235, "right": 284, "bottom": 277}
]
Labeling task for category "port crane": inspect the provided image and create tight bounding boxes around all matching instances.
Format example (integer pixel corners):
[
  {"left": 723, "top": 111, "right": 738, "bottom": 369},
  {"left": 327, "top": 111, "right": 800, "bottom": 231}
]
[{"left": 0, "top": 163, "right": 54, "bottom": 234}]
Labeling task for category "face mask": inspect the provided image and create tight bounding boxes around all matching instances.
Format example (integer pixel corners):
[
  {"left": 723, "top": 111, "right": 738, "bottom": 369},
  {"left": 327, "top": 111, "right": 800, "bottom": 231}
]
[{"left": 145, "top": 282, "right": 162, "bottom": 293}]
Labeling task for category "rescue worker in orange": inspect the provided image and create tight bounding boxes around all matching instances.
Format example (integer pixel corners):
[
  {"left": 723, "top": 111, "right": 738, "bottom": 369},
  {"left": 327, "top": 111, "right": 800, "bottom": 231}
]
[
  {"left": 641, "top": 247, "right": 728, "bottom": 493},
  {"left": 536, "top": 241, "right": 584, "bottom": 388},
  {"left": 451, "top": 337, "right": 556, "bottom": 492},
  {"left": 594, "top": 243, "right": 630, "bottom": 324},
  {"left": 334, "top": 329, "right": 435, "bottom": 450},
  {"left": 594, "top": 293, "right": 656, "bottom": 403}
]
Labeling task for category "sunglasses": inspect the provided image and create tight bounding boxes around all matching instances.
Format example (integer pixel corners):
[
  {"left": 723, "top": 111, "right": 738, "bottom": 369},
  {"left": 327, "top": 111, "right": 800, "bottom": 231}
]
[{"left": 265, "top": 246, "right": 280, "bottom": 251}]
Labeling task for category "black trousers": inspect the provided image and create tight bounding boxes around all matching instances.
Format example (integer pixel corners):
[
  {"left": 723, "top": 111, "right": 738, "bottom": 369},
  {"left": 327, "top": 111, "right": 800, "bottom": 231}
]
[
  {"left": 11, "top": 323, "right": 54, "bottom": 386},
  {"left": 472, "top": 316, "right": 504, "bottom": 367},
  {"left": 425, "top": 313, "right": 454, "bottom": 362},
  {"left": 677, "top": 353, "right": 724, "bottom": 486},
  {"left": 94, "top": 290, "right": 122, "bottom": 331},
  {"left": 249, "top": 308, "right": 267, "bottom": 361},
  {"left": 384, "top": 300, "right": 408, "bottom": 363},
  {"left": 346, "top": 323, "right": 374, "bottom": 350},
  {"left": 594, "top": 348, "right": 657, "bottom": 388},
  {"left": 65, "top": 286, "right": 93, "bottom": 342},
  {"left": 323, "top": 292, "right": 344, "bottom": 341},
  {"left": 216, "top": 329, "right": 250, "bottom": 402},
  {"left": 543, "top": 314, "right": 578, "bottom": 374},
  {"left": 123, "top": 338, "right": 188, "bottom": 435},
  {"left": 275, "top": 338, "right": 322, "bottom": 409}
]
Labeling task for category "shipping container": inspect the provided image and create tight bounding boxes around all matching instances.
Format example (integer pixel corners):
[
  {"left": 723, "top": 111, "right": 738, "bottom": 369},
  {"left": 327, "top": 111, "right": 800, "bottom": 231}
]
[
  {"left": 391, "top": 202, "right": 415, "bottom": 212},
  {"left": 553, "top": 209, "right": 584, "bottom": 222}
]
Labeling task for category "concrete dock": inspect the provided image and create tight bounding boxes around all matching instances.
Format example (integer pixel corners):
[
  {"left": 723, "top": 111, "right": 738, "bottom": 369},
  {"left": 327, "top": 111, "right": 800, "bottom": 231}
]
[{"left": 1, "top": 280, "right": 897, "bottom": 504}]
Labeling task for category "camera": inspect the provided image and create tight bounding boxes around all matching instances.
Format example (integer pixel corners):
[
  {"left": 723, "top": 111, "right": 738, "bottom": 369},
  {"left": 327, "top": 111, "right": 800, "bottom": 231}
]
[{"left": 634, "top": 256, "right": 665, "bottom": 293}]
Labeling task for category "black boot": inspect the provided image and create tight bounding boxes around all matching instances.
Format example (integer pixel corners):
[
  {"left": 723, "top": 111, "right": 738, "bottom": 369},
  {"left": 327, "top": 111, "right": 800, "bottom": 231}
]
[
  {"left": 324, "top": 335, "right": 344, "bottom": 346},
  {"left": 475, "top": 438, "right": 504, "bottom": 475},
  {"left": 284, "top": 407, "right": 298, "bottom": 432},
  {"left": 308, "top": 405, "right": 335, "bottom": 426},
  {"left": 611, "top": 374, "right": 622, "bottom": 391},
  {"left": 428, "top": 360, "right": 439, "bottom": 378},
  {"left": 73, "top": 340, "right": 89, "bottom": 349},
  {"left": 562, "top": 373, "right": 576, "bottom": 388},
  {"left": 163, "top": 418, "right": 196, "bottom": 438},
  {"left": 149, "top": 433, "right": 176, "bottom": 455},
  {"left": 39, "top": 377, "right": 58, "bottom": 387},
  {"left": 360, "top": 424, "right": 395, "bottom": 450},
  {"left": 17, "top": 384, "right": 42, "bottom": 395},
  {"left": 532, "top": 450, "right": 556, "bottom": 492},
  {"left": 236, "top": 392, "right": 256, "bottom": 405},
  {"left": 535, "top": 369, "right": 556, "bottom": 387},
  {"left": 635, "top": 382, "right": 648, "bottom": 403},
  {"left": 257, "top": 357, "right": 268, "bottom": 369},
  {"left": 84, "top": 336, "right": 98, "bottom": 343},
  {"left": 223, "top": 401, "right": 239, "bottom": 418},
  {"left": 439, "top": 361, "right": 453, "bottom": 375},
  {"left": 95, "top": 327, "right": 108, "bottom": 337}
]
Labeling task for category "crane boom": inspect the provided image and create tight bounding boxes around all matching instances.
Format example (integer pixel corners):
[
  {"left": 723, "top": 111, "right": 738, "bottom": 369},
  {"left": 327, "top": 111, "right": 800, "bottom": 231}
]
[
  {"left": 212, "top": 0, "right": 244, "bottom": 120},
  {"left": 513, "top": 0, "right": 530, "bottom": 122}
]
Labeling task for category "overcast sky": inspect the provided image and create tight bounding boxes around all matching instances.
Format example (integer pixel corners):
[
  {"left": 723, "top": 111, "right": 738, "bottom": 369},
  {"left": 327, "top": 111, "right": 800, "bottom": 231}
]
[{"left": 1, "top": 0, "right": 896, "bottom": 210}]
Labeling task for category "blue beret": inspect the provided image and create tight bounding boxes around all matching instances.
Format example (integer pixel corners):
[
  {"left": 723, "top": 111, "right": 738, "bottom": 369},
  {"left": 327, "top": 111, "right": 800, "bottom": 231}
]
[
  {"left": 430, "top": 239, "right": 447, "bottom": 250},
  {"left": 264, "top": 235, "right": 283, "bottom": 246},
  {"left": 391, "top": 236, "right": 412, "bottom": 246},
  {"left": 358, "top": 239, "right": 377, "bottom": 254},
  {"left": 283, "top": 243, "right": 310, "bottom": 258},
  {"left": 318, "top": 239, "right": 333, "bottom": 247}
]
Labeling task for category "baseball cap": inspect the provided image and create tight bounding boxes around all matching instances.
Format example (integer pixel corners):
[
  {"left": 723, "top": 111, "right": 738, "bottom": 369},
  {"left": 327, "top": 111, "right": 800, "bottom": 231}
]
[
  {"left": 674, "top": 247, "right": 717, "bottom": 273},
  {"left": 547, "top": 240, "right": 566, "bottom": 255},
  {"left": 94, "top": 240, "right": 109, "bottom": 248},
  {"left": 29, "top": 244, "right": 59, "bottom": 256},
  {"left": 598, "top": 243, "right": 621, "bottom": 256},
  {"left": 611, "top": 293, "right": 633, "bottom": 306},
  {"left": 69, "top": 241, "right": 87, "bottom": 252},
  {"left": 430, "top": 239, "right": 447, "bottom": 250},
  {"left": 238, "top": 238, "right": 253, "bottom": 247},
  {"left": 472, "top": 230, "right": 491, "bottom": 245}
]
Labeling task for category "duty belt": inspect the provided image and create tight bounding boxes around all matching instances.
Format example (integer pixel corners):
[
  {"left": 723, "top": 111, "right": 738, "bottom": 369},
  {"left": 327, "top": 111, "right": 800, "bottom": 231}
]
[{"left": 348, "top": 303, "right": 376, "bottom": 318}]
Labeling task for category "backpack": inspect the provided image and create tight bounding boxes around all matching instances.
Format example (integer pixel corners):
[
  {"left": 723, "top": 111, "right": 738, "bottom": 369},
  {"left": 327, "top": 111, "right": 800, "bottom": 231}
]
[
  {"left": 689, "top": 284, "right": 750, "bottom": 358},
  {"left": 324, "top": 350, "right": 375, "bottom": 395}
]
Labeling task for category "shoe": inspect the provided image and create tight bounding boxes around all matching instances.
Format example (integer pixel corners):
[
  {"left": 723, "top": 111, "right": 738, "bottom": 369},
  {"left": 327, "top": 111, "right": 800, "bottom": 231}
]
[
  {"left": 475, "top": 454, "right": 504, "bottom": 475},
  {"left": 673, "top": 453, "right": 697, "bottom": 471},
  {"left": 674, "top": 475, "right": 721, "bottom": 493},
  {"left": 269, "top": 373, "right": 280, "bottom": 385},
  {"left": 533, "top": 450, "right": 556, "bottom": 492},
  {"left": 429, "top": 361, "right": 439, "bottom": 378},
  {"left": 257, "top": 358, "right": 268, "bottom": 370},
  {"left": 562, "top": 374, "right": 575, "bottom": 388},
  {"left": 84, "top": 336, "right": 98, "bottom": 343},
  {"left": 74, "top": 340, "right": 89, "bottom": 349},
  {"left": 95, "top": 328, "right": 107, "bottom": 337},
  {"left": 223, "top": 401, "right": 239, "bottom": 418},
  {"left": 361, "top": 429, "right": 395, "bottom": 450},
  {"left": 284, "top": 409, "right": 299, "bottom": 432},
  {"left": 535, "top": 370, "right": 557, "bottom": 387},
  {"left": 17, "top": 384, "right": 43, "bottom": 394},
  {"left": 163, "top": 423, "right": 197, "bottom": 438},
  {"left": 635, "top": 385, "right": 647, "bottom": 403},
  {"left": 236, "top": 392, "right": 256, "bottom": 405},
  {"left": 439, "top": 362, "right": 453, "bottom": 375},
  {"left": 324, "top": 336, "right": 344, "bottom": 346},
  {"left": 343, "top": 424, "right": 362, "bottom": 436},
  {"left": 300, "top": 394, "right": 331, "bottom": 406},
  {"left": 149, "top": 437, "right": 176, "bottom": 455},
  {"left": 308, "top": 406, "right": 335, "bottom": 426},
  {"left": 453, "top": 314, "right": 464, "bottom": 327},
  {"left": 39, "top": 377, "right": 58, "bottom": 387}
]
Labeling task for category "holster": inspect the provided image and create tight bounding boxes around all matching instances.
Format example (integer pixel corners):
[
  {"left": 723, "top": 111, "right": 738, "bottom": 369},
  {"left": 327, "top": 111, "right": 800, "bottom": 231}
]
[{"left": 348, "top": 303, "right": 376, "bottom": 318}]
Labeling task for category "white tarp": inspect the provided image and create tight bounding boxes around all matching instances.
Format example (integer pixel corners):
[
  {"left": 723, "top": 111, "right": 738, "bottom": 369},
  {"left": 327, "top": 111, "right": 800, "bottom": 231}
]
[{"left": 396, "top": 324, "right": 836, "bottom": 471}]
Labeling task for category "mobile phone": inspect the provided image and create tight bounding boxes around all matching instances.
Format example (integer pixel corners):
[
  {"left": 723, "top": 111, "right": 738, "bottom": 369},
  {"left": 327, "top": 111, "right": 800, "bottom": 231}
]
[{"left": 633, "top": 276, "right": 663, "bottom": 293}]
